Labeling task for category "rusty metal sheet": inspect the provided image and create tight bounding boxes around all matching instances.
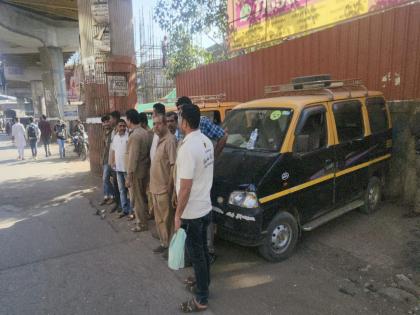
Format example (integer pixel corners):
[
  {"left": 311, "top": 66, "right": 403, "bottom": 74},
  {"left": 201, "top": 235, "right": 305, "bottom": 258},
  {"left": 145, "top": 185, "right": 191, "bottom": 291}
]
[{"left": 176, "top": 3, "right": 420, "bottom": 102}]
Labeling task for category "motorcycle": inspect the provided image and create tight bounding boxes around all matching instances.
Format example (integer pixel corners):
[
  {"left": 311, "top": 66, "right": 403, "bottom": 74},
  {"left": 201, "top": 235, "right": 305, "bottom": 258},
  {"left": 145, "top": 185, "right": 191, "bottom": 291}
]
[{"left": 73, "top": 131, "right": 89, "bottom": 161}]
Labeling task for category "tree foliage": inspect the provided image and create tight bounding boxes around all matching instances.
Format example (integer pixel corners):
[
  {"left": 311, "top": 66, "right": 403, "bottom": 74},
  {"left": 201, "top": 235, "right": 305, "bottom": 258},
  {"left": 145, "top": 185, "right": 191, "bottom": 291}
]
[{"left": 154, "top": 0, "right": 228, "bottom": 79}]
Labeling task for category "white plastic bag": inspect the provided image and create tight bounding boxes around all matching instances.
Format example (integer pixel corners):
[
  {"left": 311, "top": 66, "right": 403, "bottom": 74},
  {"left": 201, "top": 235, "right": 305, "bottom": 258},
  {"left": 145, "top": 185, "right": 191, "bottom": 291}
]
[{"left": 168, "top": 228, "right": 187, "bottom": 270}]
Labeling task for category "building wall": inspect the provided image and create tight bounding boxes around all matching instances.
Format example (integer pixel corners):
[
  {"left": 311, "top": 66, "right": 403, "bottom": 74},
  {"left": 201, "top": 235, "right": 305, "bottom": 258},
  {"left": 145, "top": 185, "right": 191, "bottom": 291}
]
[{"left": 176, "top": 2, "right": 420, "bottom": 102}]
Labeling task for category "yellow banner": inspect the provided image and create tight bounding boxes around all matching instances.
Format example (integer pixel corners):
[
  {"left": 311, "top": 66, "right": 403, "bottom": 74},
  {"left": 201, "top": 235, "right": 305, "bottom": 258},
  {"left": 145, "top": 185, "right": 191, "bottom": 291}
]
[{"left": 229, "top": 0, "right": 412, "bottom": 51}]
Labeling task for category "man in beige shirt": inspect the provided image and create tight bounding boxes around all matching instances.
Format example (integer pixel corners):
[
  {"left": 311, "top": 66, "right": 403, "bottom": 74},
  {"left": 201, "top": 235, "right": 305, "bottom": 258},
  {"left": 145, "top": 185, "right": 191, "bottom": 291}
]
[
  {"left": 125, "top": 109, "right": 151, "bottom": 232},
  {"left": 150, "top": 114, "right": 177, "bottom": 256}
]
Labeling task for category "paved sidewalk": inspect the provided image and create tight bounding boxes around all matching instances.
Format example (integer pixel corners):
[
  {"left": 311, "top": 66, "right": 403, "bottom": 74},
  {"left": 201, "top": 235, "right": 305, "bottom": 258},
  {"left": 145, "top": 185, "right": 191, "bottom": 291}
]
[{"left": 0, "top": 133, "right": 418, "bottom": 314}]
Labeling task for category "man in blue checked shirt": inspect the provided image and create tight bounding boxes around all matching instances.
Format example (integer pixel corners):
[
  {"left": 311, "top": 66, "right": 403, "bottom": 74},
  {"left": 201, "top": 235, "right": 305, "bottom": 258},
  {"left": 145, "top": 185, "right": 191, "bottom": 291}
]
[{"left": 175, "top": 96, "right": 227, "bottom": 158}]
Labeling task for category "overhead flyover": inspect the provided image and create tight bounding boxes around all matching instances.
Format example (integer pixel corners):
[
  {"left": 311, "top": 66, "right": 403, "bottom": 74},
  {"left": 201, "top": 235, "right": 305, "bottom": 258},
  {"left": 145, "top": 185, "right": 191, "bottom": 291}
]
[{"left": 0, "top": 0, "right": 79, "bottom": 117}]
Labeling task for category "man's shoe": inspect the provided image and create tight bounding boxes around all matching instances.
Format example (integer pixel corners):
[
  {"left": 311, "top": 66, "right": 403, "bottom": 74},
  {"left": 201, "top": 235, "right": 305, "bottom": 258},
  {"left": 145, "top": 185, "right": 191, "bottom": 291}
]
[
  {"left": 118, "top": 212, "right": 128, "bottom": 219},
  {"left": 110, "top": 204, "right": 118, "bottom": 213},
  {"left": 99, "top": 199, "right": 108, "bottom": 206},
  {"left": 209, "top": 253, "right": 217, "bottom": 265},
  {"left": 106, "top": 198, "right": 114, "bottom": 205},
  {"left": 162, "top": 249, "right": 168, "bottom": 260},
  {"left": 117, "top": 207, "right": 123, "bottom": 213},
  {"left": 153, "top": 245, "right": 167, "bottom": 254},
  {"left": 131, "top": 225, "right": 148, "bottom": 233}
]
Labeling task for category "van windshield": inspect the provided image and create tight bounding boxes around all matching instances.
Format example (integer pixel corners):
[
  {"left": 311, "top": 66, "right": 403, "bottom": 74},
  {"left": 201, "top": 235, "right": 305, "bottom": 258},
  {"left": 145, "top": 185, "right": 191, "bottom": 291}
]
[{"left": 223, "top": 108, "right": 293, "bottom": 151}]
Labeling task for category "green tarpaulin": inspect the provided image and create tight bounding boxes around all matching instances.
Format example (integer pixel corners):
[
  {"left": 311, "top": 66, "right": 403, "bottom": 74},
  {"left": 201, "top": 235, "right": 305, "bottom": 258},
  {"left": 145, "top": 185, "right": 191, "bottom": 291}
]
[{"left": 136, "top": 89, "right": 177, "bottom": 112}]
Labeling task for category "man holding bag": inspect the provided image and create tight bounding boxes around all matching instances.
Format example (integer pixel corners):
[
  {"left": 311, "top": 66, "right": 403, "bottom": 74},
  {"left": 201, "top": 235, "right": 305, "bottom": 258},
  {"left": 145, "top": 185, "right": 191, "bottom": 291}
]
[{"left": 174, "top": 104, "right": 214, "bottom": 313}]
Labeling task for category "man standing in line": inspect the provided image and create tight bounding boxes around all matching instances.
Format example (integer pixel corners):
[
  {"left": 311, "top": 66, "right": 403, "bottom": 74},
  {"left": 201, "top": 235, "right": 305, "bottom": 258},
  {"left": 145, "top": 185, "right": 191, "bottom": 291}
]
[
  {"left": 11, "top": 117, "right": 26, "bottom": 160},
  {"left": 150, "top": 114, "right": 177, "bottom": 256},
  {"left": 110, "top": 119, "right": 132, "bottom": 219},
  {"left": 166, "top": 111, "right": 179, "bottom": 140},
  {"left": 176, "top": 96, "right": 227, "bottom": 264},
  {"left": 26, "top": 117, "right": 41, "bottom": 159},
  {"left": 150, "top": 103, "right": 166, "bottom": 161},
  {"left": 108, "top": 111, "right": 121, "bottom": 213},
  {"left": 38, "top": 115, "right": 52, "bottom": 157},
  {"left": 54, "top": 120, "right": 67, "bottom": 159},
  {"left": 139, "top": 112, "right": 155, "bottom": 222},
  {"left": 175, "top": 104, "right": 214, "bottom": 312},
  {"left": 99, "top": 115, "right": 115, "bottom": 206},
  {"left": 125, "top": 109, "right": 151, "bottom": 232}
]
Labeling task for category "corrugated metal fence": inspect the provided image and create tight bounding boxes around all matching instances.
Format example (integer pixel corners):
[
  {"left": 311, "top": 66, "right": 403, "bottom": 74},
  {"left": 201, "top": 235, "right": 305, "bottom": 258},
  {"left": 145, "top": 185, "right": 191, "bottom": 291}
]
[{"left": 177, "top": 2, "right": 420, "bottom": 102}]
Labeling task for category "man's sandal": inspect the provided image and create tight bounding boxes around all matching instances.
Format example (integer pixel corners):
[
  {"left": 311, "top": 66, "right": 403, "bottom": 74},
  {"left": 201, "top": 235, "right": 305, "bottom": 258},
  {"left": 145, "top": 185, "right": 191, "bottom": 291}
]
[
  {"left": 180, "top": 299, "right": 208, "bottom": 313},
  {"left": 131, "top": 225, "right": 148, "bottom": 233},
  {"left": 183, "top": 276, "right": 196, "bottom": 286}
]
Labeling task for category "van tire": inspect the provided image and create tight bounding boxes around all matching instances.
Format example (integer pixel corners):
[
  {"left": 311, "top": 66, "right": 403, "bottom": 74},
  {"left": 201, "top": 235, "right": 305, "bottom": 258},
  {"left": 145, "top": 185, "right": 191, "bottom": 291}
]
[
  {"left": 258, "top": 211, "right": 298, "bottom": 262},
  {"left": 360, "top": 177, "right": 382, "bottom": 214}
]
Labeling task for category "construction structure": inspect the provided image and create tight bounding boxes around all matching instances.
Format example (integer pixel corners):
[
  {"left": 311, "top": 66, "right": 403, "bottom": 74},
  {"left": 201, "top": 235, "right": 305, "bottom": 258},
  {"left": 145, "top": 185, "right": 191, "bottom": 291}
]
[{"left": 137, "top": 7, "right": 174, "bottom": 104}]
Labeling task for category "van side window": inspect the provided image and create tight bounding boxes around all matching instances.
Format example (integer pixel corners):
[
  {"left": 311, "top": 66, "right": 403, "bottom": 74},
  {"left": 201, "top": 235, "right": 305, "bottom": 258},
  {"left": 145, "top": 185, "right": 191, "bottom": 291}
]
[
  {"left": 294, "top": 107, "right": 327, "bottom": 153},
  {"left": 333, "top": 101, "right": 364, "bottom": 142},
  {"left": 366, "top": 97, "right": 389, "bottom": 133}
]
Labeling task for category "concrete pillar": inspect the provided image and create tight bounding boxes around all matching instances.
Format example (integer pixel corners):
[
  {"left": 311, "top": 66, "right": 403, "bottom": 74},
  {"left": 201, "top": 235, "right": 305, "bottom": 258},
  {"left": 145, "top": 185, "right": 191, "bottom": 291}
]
[
  {"left": 30, "top": 80, "right": 44, "bottom": 117},
  {"left": 77, "top": 0, "right": 137, "bottom": 174},
  {"left": 39, "top": 46, "right": 68, "bottom": 118}
]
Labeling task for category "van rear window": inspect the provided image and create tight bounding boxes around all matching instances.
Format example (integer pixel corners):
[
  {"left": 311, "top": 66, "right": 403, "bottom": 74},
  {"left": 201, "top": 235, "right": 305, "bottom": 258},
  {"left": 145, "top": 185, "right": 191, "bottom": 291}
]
[{"left": 366, "top": 97, "right": 389, "bottom": 133}]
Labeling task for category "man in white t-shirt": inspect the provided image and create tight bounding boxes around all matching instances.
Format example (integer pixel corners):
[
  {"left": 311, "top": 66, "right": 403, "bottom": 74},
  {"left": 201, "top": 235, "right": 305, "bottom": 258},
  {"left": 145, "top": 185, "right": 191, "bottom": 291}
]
[
  {"left": 175, "top": 104, "right": 214, "bottom": 312},
  {"left": 110, "top": 119, "right": 132, "bottom": 218}
]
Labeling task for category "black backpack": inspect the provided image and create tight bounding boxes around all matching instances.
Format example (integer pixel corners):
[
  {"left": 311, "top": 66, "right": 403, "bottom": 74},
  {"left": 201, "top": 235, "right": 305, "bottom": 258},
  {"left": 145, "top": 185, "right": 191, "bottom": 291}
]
[{"left": 28, "top": 124, "right": 36, "bottom": 138}]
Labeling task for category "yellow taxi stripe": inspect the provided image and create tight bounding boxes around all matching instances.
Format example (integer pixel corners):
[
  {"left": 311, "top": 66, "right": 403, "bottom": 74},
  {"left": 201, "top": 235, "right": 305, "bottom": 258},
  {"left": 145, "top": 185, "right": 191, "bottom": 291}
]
[
  {"left": 259, "top": 153, "right": 391, "bottom": 204},
  {"left": 335, "top": 154, "right": 391, "bottom": 177},
  {"left": 259, "top": 173, "right": 334, "bottom": 204}
]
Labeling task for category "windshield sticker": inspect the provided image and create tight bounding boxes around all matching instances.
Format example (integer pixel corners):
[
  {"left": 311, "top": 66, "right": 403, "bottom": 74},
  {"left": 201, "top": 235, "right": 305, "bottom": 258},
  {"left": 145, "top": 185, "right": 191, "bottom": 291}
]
[
  {"left": 270, "top": 110, "right": 282, "bottom": 120},
  {"left": 282, "top": 111, "right": 291, "bottom": 116}
]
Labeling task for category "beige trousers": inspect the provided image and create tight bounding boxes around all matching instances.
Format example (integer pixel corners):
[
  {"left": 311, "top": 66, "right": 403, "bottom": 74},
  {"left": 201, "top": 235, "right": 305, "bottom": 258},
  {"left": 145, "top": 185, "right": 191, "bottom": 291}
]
[
  {"left": 151, "top": 192, "right": 174, "bottom": 247},
  {"left": 132, "top": 175, "right": 149, "bottom": 226}
]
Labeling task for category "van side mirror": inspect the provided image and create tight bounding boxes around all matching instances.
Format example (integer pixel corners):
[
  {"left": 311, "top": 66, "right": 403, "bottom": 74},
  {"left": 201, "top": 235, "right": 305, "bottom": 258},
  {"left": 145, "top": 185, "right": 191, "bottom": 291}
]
[{"left": 294, "top": 134, "right": 310, "bottom": 154}]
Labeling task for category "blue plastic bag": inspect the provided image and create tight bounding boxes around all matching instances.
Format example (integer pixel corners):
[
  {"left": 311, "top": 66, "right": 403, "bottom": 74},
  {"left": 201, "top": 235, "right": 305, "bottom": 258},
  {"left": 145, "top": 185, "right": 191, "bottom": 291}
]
[{"left": 168, "top": 228, "right": 187, "bottom": 270}]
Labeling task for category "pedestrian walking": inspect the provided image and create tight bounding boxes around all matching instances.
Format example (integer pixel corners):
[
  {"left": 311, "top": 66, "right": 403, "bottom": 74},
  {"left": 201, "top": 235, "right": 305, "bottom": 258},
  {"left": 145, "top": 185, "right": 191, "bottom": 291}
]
[
  {"left": 110, "top": 119, "right": 132, "bottom": 218},
  {"left": 38, "top": 115, "right": 52, "bottom": 157},
  {"left": 125, "top": 109, "right": 151, "bottom": 232},
  {"left": 54, "top": 120, "right": 67, "bottom": 159},
  {"left": 6, "top": 120, "right": 11, "bottom": 136},
  {"left": 175, "top": 104, "right": 214, "bottom": 312},
  {"left": 26, "top": 117, "right": 41, "bottom": 159},
  {"left": 150, "top": 114, "right": 177, "bottom": 257},
  {"left": 99, "top": 115, "right": 115, "bottom": 206},
  {"left": 11, "top": 117, "right": 26, "bottom": 160}
]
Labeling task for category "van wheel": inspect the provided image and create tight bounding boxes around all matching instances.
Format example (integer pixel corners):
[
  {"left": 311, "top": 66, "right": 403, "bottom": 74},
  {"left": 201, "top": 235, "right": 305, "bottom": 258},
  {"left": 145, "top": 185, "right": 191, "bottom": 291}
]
[
  {"left": 258, "top": 212, "right": 298, "bottom": 262},
  {"left": 360, "top": 177, "right": 382, "bottom": 214}
]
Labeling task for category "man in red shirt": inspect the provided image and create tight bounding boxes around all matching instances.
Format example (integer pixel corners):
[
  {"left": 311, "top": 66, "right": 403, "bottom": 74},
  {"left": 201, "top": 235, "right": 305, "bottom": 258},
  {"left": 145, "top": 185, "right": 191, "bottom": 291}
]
[{"left": 38, "top": 115, "right": 52, "bottom": 157}]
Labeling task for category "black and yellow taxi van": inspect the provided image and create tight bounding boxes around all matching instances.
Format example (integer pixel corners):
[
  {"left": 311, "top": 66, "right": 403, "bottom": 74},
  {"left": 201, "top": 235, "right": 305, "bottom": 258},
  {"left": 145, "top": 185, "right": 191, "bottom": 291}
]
[{"left": 212, "top": 76, "right": 392, "bottom": 262}]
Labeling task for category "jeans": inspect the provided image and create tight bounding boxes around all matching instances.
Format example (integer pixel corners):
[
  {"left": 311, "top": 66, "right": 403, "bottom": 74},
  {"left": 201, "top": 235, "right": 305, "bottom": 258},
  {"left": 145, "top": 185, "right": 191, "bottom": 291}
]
[
  {"left": 42, "top": 137, "right": 51, "bottom": 156},
  {"left": 182, "top": 212, "right": 211, "bottom": 305},
  {"left": 29, "top": 138, "right": 37, "bottom": 157},
  {"left": 102, "top": 164, "right": 114, "bottom": 199},
  {"left": 57, "top": 138, "right": 65, "bottom": 158},
  {"left": 116, "top": 171, "right": 131, "bottom": 214}
]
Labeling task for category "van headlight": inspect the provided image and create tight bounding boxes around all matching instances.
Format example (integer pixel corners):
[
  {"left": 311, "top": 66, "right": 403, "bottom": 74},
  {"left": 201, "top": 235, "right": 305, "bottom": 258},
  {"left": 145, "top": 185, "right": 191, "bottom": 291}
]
[{"left": 228, "top": 191, "right": 259, "bottom": 208}]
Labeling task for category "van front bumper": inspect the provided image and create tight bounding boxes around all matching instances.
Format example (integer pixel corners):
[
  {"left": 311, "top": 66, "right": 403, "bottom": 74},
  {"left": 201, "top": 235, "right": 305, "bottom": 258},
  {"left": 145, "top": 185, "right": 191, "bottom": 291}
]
[{"left": 212, "top": 205, "right": 266, "bottom": 247}]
